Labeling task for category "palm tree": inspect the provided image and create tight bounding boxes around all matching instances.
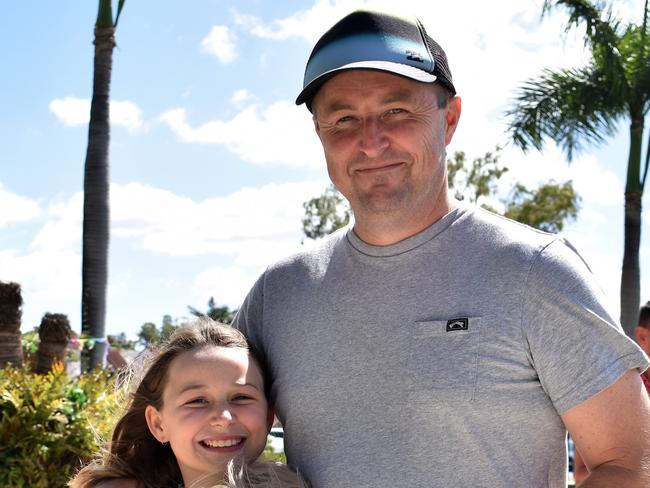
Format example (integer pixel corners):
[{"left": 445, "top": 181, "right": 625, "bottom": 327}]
[
  {"left": 506, "top": 0, "right": 650, "bottom": 338},
  {"left": 0, "top": 281, "right": 23, "bottom": 368},
  {"left": 81, "top": 0, "right": 125, "bottom": 371}
]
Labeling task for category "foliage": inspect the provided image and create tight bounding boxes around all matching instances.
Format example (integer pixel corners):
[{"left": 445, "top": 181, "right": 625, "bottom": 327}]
[
  {"left": 302, "top": 185, "right": 351, "bottom": 240},
  {"left": 448, "top": 148, "right": 580, "bottom": 232},
  {"left": 447, "top": 147, "right": 508, "bottom": 209},
  {"left": 137, "top": 315, "right": 182, "bottom": 347},
  {"left": 302, "top": 147, "right": 580, "bottom": 239},
  {"left": 188, "top": 297, "right": 237, "bottom": 325},
  {"left": 107, "top": 332, "right": 136, "bottom": 350},
  {"left": 21, "top": 328, "right": 40, "bottom": 355},
  {"left": 0, "top": 364, "right": 123, "bottom": 487},
  {"left": 505, "top": 0, "right": 650, "bottom": 335},
  {"left": 261, "top": 441, "right": 287, "bottom": 464},
  {"left": 504, "top": 181, "right": 579, "bottom": 233}
]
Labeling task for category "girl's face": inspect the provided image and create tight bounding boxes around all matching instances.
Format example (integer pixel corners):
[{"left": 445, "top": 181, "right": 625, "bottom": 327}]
[{"left": 145, "top": 345, "right": 271, "bottom": 487}]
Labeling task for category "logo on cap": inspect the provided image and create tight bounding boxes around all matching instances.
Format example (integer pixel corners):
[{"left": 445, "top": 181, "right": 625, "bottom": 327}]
[
  {"left": 406, "top": 50, "right": 425, "bottom": 63},
  {"left": 446, "top": 318, "right": 469, "bottom": 332}
]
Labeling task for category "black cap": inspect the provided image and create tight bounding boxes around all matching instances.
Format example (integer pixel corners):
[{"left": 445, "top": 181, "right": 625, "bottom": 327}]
[{"left": 296, "top": 9, "right": 456, "bottom": 110}]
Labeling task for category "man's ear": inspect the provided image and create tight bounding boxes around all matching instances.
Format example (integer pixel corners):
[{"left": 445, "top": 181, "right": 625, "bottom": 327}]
[
  {"left": 145, "top": 405, "right": 167, "bottom": 443},
  {"left": 313, "top": 115, "right": 321, "bottom": 136},
  {"left": 444, "top": 96, "right": 462, "bottom": 146}
]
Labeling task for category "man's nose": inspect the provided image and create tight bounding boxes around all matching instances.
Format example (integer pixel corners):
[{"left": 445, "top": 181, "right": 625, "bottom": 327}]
[{"left": 359, "top": 116, "right": 389, "bottom": 157}]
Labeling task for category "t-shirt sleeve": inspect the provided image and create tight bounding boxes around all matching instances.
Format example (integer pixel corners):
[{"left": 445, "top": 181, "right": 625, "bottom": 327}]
[
  {"left": 233, "top": 271, "right": 267, "bottom": 364},
  {"left": 521, "top": 238, "right": 649, "bottom": 414}
]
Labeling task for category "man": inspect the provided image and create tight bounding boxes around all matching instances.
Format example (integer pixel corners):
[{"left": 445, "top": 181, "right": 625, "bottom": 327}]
[{"left": 235, "top": 9, "right": 650, "bottom": 487}]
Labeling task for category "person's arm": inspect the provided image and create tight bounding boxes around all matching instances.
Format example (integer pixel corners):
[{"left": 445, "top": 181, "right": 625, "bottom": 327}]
[
  {"left": 573, "top": 448, "right": 589, "bottom": 486},
  {"left": 561, "top": 369, "right": 650, "bottom": 487}
]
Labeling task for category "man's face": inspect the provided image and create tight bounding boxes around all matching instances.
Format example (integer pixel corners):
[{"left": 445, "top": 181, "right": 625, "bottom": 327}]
[{"left": 311, "top": 70, "right": 460, "bottom": 230}]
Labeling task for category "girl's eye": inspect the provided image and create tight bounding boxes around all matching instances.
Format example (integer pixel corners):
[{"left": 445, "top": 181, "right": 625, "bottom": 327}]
[
  {"left": 232, "top": 393, "right": 256, "bottom": 402},
  {"left": 185, "top": 398, "right": 208, "bottom": 406}
]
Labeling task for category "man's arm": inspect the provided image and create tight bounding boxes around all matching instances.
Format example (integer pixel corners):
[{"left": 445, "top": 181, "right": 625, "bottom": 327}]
[
  {"left": 561, "top": 369, "right": 650, "bottom": 487},
  {"left": 573, "top": 448, "right": 589, "bottom": 485}
]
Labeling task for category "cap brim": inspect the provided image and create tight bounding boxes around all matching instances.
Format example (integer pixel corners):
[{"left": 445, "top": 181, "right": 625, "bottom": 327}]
[{"left": 295, "top": 61, "right": 437, "bottom": 107}]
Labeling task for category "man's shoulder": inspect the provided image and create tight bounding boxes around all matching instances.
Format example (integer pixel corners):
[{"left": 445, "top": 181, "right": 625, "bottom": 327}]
[
  {"left": 268, "top": 225, "right": 348, "bottom": 273},
  {"left": 459, "top": 205, "right": 558, "bottom": 251}
]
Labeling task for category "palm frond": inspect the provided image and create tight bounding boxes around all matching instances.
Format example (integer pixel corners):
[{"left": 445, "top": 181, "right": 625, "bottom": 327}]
[
  {"left": 543, "top": 1, "right": 625, "bottom": 75},
  {"left": 506, "top": 65, "right": 625, "bottom": 160},
  {"left": 619, "top": 24, "right": 650, "bottom": 115}
]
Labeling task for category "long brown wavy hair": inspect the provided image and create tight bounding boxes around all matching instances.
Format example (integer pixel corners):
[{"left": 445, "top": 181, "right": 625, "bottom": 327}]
[{"left": 69, "top": 317, "right": 268, "bottom": 488}]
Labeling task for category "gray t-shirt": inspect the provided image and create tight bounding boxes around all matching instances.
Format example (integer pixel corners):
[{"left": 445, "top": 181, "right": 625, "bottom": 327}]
[{"left": 235, "top": 205, "right": 648, "bottom": 488}]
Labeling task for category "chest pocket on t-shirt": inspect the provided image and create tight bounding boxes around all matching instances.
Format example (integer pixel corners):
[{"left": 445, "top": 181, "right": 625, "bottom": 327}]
[{"left": 406, "top": 317, "right": 481, "bottom": 402}]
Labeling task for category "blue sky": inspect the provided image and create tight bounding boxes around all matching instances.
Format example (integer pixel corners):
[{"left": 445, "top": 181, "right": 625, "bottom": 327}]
[{"left": 1, "top": 0, "right": 648, "bottom": 339}]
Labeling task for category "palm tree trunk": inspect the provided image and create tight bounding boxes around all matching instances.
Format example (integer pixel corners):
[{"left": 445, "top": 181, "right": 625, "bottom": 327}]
[
  {"left": 81, "top": 26, "right": 115, "bottom": 371},
  {"left": 620, "top": 115, "right": 645, "bottom": 338},
  {"left": 620, "top": 191, "right": 642, "bottom": 338},
  {"left": 0, "top": 281, "right": 23, "bottom": 368},
  {"left": 36, "top": 313, "right": 72, "bottom": 374}
]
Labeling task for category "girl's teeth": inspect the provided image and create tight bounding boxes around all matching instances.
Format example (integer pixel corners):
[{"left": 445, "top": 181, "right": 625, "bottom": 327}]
[{"left": 203, "top": 438, "right": 242, "bottom": 448}]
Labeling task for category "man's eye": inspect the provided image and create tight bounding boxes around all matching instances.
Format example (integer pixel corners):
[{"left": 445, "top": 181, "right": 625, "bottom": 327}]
[
  {"left": 386, "top": 108, "right": 405, "bottom": 115},
  {"left": 336, "top": 115, "right": 354, "bottom": 124}
]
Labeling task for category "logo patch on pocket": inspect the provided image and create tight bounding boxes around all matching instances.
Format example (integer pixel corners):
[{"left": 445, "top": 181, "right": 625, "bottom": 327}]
[{"left": 446, "top": 318, "right": 469, "bottom": 332}]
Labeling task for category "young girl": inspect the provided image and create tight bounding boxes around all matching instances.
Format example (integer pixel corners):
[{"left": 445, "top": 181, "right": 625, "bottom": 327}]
[{"left": 70, "top": 318, "right": 307, "bottom": 488}]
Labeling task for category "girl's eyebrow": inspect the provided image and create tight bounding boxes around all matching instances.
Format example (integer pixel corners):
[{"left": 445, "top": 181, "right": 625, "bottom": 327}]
[
  {"left": 176, "top": 381, "right": 263, "bottom": 395},
  {"left": 177, "top": 383, "right": 208, "bottom": 395}
]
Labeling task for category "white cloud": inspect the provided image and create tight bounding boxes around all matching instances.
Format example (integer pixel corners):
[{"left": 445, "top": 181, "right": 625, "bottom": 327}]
[
  {"left": 49, "top": 97, "right": 90, "bottom": 126},
  {"left": 192, "top": 266, "right": 260, "bottom": 309},
  {"left": 158, "top": 101, "right": 323, "bottom": 168},
  {"left": 110, "top": 101, "right": 145, "bottom": 132},
  {"left": 0, "top": 183, "right": 41, "bottom": 229},
  {"left": 0, "top": 248, "right": 82, "bottom": 329},
  {"left": 2, "top": 178, "right": 331, "bottom": 331},
  {"left": 111, "top": 180, "right": 327, "bottom": 259},
  {"left": 201, "top": 25, "right": 237, "bottom": 64},
  {"left": 230, "top": 89, "right": 255, "bottom": 107},
  {"left": 49, "top": 97, "right": 144, "bottom": 132}
]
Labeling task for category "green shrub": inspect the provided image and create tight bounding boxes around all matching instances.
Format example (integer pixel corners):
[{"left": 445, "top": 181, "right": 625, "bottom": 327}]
[{"left": 0, "top": 364, "right": 123, "bottom": 488}]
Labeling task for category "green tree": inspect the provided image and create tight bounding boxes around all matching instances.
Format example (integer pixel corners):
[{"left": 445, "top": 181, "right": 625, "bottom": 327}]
[
  {"left": 137, "top": 322, "right": 160, "bottom": 347},
  {"left": 188, "top": 297, "right": 237, "bottom": 325},
  {"left": 81, "top": 0, "right": 126, "bottom": 371},
  {"left": 302, "top": 185, "right": 351, "bottom": 240},
  {"left": 504, "top": 181, "right": 579, "bottom": 233},
  {"left": 160, "top": 314, "right": 177, "bottom": 341},
  {"left": 448, "top": 149, "right": 580, "bottom": 233},
  {"left": 302, "top": 148, "right": 580, "bottom": 239},
  {"left": 505, "top": 0, "right": 650, "bottom": 337},
  {"left": 106, "top": 332, "right": 135, "bottom": 350}
]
